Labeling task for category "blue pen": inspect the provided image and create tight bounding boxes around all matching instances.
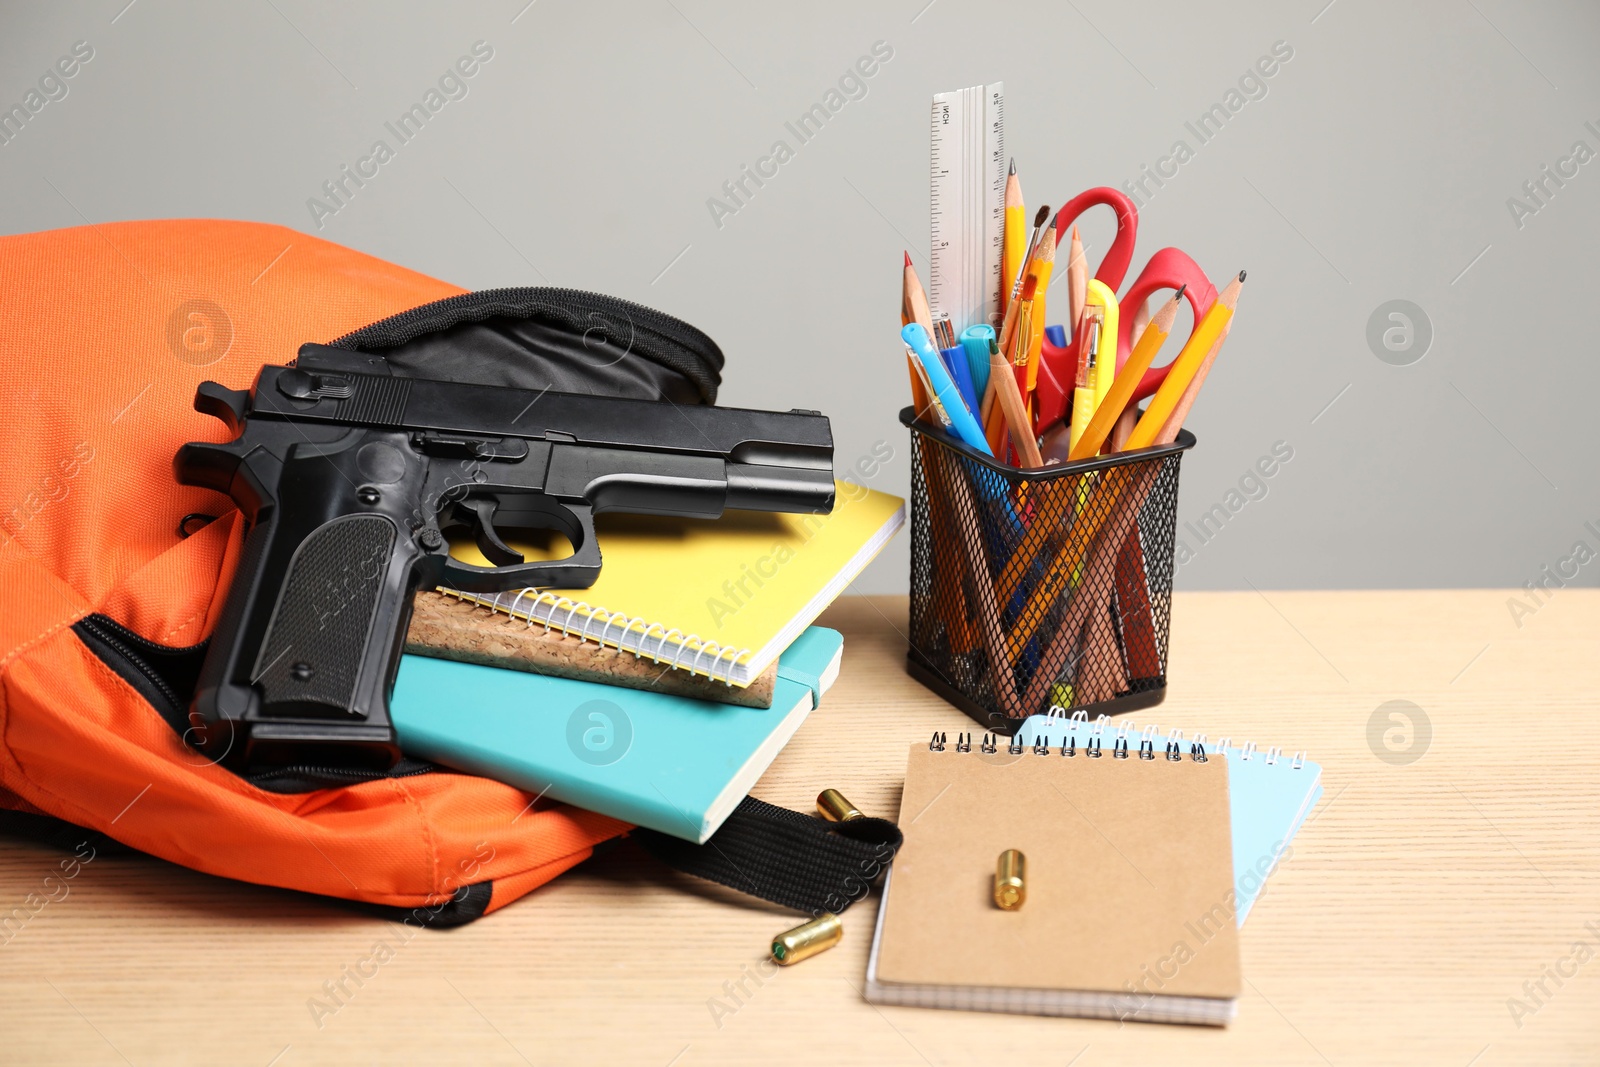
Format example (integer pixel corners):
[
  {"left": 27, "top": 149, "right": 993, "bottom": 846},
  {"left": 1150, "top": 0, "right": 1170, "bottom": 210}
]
[
  {"left": 940, "top": 344, "right": 980, "bottom": 416},
  {"left": 959, "top": 324, "right": 995, "bottom": 400},
  {"left": 902, "top": 324, "right": 991, "bottom": 456},
  {"left": 907, "top": 328, "right": 1033, "bottom": 668},
  {"left": 905, "top": 324, "right": 1022, "bottom": 531}
]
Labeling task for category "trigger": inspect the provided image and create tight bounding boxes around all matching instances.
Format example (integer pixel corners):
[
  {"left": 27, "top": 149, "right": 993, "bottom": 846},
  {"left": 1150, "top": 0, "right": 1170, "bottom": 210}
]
[
  {"left": 469, "top": 498, "right": 524, "bottom": 567},
  {"left": 195, "top": 381, "right": 250, "bottom": 435}
]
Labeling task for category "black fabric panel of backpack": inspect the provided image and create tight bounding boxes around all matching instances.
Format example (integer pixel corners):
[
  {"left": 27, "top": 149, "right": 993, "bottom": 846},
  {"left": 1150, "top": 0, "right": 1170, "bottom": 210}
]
[{"left": 329, "top": 287, "right": 725, "bottom": 406}]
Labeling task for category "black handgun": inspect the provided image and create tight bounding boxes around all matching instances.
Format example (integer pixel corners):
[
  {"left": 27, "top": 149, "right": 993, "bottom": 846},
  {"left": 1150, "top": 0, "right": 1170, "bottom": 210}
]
[{"left": 175, "top": 344, "right": 834, "bottom": 771}]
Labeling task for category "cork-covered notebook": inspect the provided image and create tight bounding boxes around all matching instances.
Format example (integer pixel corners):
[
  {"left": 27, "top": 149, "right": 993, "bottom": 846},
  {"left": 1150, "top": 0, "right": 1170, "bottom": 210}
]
[
  {"left": 405, "top": 591, "right": 779, "bottom": 708},
  {"left": 864, "top": 737, "right": 1240, "bottom": 1026}
]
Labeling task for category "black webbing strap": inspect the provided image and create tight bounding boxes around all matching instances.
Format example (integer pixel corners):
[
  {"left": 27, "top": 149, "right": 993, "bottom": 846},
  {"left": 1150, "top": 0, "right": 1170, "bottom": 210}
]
[{"left": 632, "top": 796, "right": 902, "bottom": 916}]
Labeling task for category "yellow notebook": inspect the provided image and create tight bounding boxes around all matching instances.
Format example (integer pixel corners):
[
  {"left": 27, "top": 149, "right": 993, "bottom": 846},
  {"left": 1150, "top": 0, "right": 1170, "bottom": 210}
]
[{"left": 444, "top": 481, "right": 903, "bottom": 686}]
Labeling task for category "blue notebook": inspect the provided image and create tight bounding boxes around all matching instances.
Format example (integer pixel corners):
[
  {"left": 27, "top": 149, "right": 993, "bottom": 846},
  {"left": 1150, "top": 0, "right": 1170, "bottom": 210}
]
[
  {"left": 392, "top": 627, "right": 843, "bottom": 844},
  {"left": 1018, "top": 712, "right": 1322, "bottom": 925}
]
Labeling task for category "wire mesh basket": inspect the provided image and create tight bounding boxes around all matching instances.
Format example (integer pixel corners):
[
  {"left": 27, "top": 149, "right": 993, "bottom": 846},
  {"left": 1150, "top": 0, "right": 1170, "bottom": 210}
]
[{"left": 902, "top": 407, "right": 1195, "bottom": 735}]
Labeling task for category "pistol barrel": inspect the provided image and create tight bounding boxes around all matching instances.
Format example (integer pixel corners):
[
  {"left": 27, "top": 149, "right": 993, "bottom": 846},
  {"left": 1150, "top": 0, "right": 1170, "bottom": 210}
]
[{"left": 725, "top": 462, "right": 835, "bottom": 514}]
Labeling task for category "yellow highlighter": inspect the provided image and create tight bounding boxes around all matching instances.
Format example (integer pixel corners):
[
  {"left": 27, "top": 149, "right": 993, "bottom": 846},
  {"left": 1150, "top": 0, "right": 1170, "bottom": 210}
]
[
  {"left": 1067, "top": 308, "right": 1102, "bottom": 455},
  {"left": 1085, "top": 279, "right": 1119, "bottom": 407}
]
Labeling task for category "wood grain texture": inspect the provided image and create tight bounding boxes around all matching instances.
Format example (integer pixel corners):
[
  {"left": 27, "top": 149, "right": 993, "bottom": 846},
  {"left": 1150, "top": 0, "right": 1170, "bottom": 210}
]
[{"left": 1, "top": 591, "right": 1596, "bottom": 1065}]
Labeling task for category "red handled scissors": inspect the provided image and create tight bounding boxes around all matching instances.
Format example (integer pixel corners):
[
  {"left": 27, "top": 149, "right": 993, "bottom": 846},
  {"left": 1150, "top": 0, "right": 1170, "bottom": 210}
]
[
  {"left": 1034, "top": 188, "right": 1218, "bottom": 430},
  {"left": 1035, "top": 189, "right": 1218, "bottom": 684}
]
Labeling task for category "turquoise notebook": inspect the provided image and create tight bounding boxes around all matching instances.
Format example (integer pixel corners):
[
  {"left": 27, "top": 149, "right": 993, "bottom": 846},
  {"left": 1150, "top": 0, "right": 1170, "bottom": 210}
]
[
  {"left": 1018, "top": 712, "right": 1322, "bottom": 924},
  {"left": 392, "top": 627, "right": 843, "bottom": 844}
]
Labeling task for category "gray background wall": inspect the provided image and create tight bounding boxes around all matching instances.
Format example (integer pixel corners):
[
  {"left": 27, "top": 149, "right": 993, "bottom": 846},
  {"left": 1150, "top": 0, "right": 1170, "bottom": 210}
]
[{"left": 2, "top": 0, "right": 1594, "bottom": 594}]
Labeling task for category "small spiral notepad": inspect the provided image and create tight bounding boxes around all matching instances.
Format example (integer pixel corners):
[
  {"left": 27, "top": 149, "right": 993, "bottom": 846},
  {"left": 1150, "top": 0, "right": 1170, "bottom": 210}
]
[
  {"left": 865, "top": 730, "right": 1242, "bottom": 1025},
  {"left": 1021, "top": 710, "right": 1323, "bottom": 924}
]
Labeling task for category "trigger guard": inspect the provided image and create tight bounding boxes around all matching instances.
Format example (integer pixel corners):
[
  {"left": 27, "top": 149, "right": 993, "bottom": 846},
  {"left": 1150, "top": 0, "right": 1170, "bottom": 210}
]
[{"left": 435, "top": 500, "right": 604, "bottom": 593}]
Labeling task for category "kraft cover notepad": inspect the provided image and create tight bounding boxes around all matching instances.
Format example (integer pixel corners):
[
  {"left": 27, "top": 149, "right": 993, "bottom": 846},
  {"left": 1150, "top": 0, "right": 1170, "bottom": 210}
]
[
  {"left": 443, "top": 482, "right": 902, "bottom": 687},
  {"left": 865, "top": 742, "right": 1241, "bottom": 1025},
  {"left": 1018, "top": 712, "right": 1323, "bottom": 923}
]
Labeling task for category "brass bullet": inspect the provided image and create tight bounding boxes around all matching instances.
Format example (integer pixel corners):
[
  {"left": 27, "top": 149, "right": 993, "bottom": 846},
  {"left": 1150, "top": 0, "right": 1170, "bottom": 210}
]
[
  {"left": 816, "top": 788, "right": 864, "bottom": 823},
  {"left": 771, "top": 912, "right": 843, "bottom": 965},
  {"left": 994, "top": 849, "right": 1026, "bottom": 910}
]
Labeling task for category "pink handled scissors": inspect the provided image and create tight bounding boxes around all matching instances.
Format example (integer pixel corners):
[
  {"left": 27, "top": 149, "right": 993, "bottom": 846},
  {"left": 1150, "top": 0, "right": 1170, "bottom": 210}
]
[{"left": 1052, "top": 188, "right": 1218, "bottom": 400}]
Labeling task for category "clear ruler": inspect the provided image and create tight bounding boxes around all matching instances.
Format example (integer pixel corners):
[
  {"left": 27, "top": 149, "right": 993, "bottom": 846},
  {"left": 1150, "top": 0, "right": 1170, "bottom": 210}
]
[{"left": 929, "top": 82, "right": 1005, "bottom": 333}]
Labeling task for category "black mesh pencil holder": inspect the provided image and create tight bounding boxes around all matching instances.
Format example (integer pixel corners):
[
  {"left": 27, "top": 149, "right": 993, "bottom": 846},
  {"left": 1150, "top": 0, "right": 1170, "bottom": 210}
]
[{"left": 901, "top": 408, "right": 1196, "bottom": 735}]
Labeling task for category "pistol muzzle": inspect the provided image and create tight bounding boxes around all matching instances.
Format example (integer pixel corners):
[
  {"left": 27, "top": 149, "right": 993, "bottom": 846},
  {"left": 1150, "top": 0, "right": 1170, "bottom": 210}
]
[{"left": 725, "top": 463, "right": 835, "bottom": 515}]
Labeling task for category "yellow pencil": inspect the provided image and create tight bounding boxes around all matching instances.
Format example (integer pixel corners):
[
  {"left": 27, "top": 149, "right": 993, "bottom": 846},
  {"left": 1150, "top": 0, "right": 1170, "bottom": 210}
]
[
  {"left": 1124, "top": 272, "right": 1244, "bottom": 451},
  {"left": 1021, "top": 220, "right": 1056, "bottom": 399},
  {"left": 1001, "top": 159, "right": 1025, "bottom": 320},
  {"left": 1069, "top": 289, "right": 1183, "bottom": 461},
  {"left": 985, "top": 204, "right": 1050, "bottom": 435},
  {"left": 1155, "top": 317, "right": 1233, "bottom": 446}
]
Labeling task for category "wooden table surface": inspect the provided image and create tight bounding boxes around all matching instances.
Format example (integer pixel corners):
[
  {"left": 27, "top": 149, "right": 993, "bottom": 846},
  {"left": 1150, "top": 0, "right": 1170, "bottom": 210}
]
[{"left": 2, "top": 591, "right": 1596, "bottom": 1066}]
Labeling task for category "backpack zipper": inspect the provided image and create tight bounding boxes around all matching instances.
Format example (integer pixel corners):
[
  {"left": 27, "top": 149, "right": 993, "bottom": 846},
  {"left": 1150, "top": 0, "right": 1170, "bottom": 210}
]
[
  {"left": 76, "top": 615, "right": 188, "bottom": 721},
  {"left": 247, "top": 761, "right": 438, "bottom": 788},
  {"left": 73, "top": 614, "right": 438, "bottom": 791}
]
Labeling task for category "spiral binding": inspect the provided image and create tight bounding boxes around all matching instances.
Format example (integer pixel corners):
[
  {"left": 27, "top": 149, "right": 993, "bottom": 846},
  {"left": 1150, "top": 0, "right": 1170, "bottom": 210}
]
[
  {"left": 1047, "top": 709, "right": 1307, "bottom": 768},
  {"left": 442, "top": 587, "right": 753, "bottom": 684},
  {"left": 926, "top": 723, "right": 1193, "bottom": 761},
  {"left": 927, "top": 711, "right": 1308, "bottom": 768}
]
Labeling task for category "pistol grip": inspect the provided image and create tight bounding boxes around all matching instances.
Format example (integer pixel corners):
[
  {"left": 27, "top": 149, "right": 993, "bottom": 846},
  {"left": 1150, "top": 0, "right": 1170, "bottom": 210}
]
[{"left": 253, "top": 515, "right": 396, "bottom": 718}]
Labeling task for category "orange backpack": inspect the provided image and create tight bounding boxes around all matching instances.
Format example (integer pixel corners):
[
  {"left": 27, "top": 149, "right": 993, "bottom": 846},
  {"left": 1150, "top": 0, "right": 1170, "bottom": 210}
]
[{"left": 0, "top": 220, "right": 632, "bottom": 923}]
